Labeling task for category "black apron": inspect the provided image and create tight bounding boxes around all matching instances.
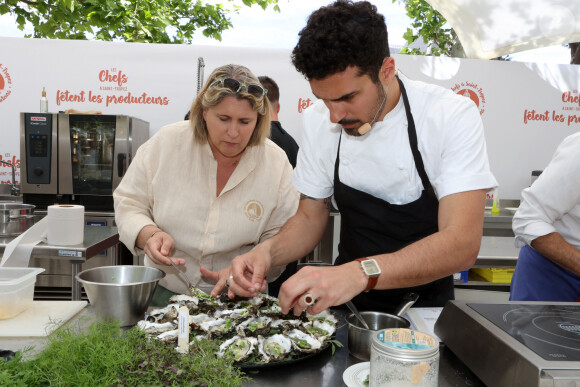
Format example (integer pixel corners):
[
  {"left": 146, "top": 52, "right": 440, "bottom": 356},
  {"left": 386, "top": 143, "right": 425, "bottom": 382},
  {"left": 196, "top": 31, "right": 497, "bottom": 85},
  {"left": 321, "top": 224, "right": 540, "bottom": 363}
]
[{"left": 333, "top": 76, "right": 454, "bottom": 313}]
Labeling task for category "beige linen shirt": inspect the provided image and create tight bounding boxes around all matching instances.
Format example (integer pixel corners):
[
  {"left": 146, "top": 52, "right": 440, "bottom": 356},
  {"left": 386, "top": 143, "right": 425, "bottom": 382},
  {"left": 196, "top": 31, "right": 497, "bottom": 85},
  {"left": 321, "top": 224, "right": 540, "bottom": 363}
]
[{"left": 113, "top": 121, "right": 299, "bottom": 294}]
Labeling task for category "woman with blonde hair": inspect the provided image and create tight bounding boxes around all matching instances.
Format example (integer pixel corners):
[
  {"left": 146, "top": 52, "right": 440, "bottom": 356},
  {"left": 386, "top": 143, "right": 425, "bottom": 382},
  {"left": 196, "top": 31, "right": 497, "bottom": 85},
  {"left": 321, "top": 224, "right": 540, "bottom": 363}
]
[{"left": 114, "top": 64, "right": 299, "bottom": 303}]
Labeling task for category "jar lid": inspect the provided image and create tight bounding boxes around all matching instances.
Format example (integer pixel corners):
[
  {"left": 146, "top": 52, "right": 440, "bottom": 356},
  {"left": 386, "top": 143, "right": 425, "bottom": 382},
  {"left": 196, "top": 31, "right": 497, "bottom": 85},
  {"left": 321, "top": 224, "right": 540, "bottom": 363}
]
[{"left": 372, "top": 328, "right": 438, "bottom": 360}]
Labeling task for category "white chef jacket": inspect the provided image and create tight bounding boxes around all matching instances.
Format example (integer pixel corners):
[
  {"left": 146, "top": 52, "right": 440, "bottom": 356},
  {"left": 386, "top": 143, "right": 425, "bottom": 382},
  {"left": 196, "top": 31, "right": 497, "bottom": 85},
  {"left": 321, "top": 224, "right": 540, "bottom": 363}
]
[
  {"left": 113, "top": 121, "right": 299, "bottom": 295},
  {"left": 292, "top": 74, "right": 497, "bottom": 205},
  {"left": 513, "top": 132, "right": 580, "bottom": 250}
]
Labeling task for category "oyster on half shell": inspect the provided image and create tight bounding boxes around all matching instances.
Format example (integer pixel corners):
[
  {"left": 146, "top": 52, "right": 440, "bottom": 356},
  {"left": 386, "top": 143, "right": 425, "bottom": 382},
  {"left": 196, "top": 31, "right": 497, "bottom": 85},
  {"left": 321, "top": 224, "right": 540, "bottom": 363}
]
[
  {"left": 258, "top": 334, "right": 292, "bottom": 362},
  {"left": 287, "top": 329, "right": 322, "bottom": 353},
  {"left": 218, "top": 336, "right": 258, "bottom": 362}
]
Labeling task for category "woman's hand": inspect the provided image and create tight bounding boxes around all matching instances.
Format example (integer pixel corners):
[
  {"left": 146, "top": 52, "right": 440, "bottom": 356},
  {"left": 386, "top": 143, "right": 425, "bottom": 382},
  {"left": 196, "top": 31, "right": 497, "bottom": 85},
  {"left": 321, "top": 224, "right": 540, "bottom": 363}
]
[{"left": 142, "top": 229, "right": 184, "bottom": 266}]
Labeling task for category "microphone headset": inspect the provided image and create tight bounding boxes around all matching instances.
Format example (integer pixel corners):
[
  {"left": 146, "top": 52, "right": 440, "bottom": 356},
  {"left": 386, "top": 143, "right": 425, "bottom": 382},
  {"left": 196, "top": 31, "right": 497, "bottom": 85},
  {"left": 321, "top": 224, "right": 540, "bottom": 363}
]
[{"left": 358, "top": 83, "right": 388, "bottom": 135}]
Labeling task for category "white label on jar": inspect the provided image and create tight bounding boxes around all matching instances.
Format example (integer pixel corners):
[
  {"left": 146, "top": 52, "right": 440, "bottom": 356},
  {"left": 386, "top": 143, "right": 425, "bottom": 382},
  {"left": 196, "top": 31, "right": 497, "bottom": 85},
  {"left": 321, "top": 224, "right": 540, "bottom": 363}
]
[{"left": 377, "top": 329, "right": 437, "bottom": 350}]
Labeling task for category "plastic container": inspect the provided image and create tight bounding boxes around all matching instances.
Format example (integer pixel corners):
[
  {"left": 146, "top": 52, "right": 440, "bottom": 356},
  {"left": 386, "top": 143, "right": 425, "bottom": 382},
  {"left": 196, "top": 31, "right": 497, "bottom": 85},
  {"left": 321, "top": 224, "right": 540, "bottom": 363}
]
[
  {"left": 471, "top": 267, "right": 514, "bottom": 283},
  {"left": 0, "top": 267, "right": 44, "bottom": 319},
  {"left": 370, "top": 328, "right": 439, "bottom": 386}
]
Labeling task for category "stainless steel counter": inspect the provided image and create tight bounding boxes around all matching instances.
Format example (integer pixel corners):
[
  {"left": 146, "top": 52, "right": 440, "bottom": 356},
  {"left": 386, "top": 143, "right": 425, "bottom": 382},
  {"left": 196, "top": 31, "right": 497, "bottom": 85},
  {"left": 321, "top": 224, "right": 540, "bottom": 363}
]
[
  {"left": 0, "top": 226, "right": 120, "bottom": 300},
  {"left": 1, "top": 305, "right": 485, "bottom": 386},
  {"left": 247, "top": 308, "right": 484, "bottom": 387}
]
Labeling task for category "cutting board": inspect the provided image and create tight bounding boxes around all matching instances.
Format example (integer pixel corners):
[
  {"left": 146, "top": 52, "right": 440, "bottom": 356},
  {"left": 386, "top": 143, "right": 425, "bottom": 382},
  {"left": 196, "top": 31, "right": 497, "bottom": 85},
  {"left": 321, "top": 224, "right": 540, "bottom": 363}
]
[{"left": 0, "top": 301, "right": 87, "bottom": 337}]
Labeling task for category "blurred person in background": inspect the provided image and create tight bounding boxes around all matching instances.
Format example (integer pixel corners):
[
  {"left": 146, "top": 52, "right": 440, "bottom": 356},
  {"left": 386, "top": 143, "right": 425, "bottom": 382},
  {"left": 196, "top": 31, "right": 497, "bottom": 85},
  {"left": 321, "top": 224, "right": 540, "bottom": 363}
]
[
  {"left": 258, "top": 75, "right": 299, "bottom": 168},
  {"left": 510, "top": 132, "right": 580, "bottom": 302},
  {"left": 114, "top": 64, "right": 299, "bottom": 305}
]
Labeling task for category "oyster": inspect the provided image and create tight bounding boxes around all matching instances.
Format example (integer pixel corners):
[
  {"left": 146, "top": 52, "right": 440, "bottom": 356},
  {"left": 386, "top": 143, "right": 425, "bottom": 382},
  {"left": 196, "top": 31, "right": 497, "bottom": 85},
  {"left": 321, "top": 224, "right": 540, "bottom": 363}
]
[
  {"left": 237, "top": 316, "right": 272, "bottom": 336},
  {"left": 169, "top": 294, "right": 199, "bottom": 311},
  {"left": 258, "top": 334, "right": 292, "bottom": 362},
  {"left": 136, "top": 321, "right": 176, "bottom": 334},
  {"left": 287, "top": 329, "right": 322, "bottom": 353},
  {"left": 189, "top": 313, "right": 214, "bottom": 330},
  {"left": 218, "top": 336, "right": 258, "bottom": 362},
  {"left": 200, "top": 318, "right": 236, "bottom": 337},
  {"left": 307, "top": 310, "right": 338, "bottom": 326},
  {"left": 147, "top": 304, "right": 179, "bottom": 323},
  {"left": 303, "top": 319, "right": 336, "bottom": 340},
  {"left": 156, "top": 329, "right": 179, "bottom": 343},
  {"left": 270, "top": 318, "right": 303, "bottom": 332}
]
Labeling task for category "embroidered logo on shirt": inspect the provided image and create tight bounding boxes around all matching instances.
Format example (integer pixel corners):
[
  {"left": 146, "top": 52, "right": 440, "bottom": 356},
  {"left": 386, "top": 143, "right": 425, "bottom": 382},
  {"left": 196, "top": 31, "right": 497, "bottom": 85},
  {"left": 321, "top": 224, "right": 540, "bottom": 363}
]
[{"left": 245, "top": 200, "right": 263, "bottom": 221}]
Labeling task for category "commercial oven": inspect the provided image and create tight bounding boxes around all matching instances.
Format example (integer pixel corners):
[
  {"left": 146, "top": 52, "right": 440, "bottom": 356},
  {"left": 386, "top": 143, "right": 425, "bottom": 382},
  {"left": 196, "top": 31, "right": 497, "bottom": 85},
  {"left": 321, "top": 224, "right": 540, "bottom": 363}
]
[
  {"left": 20, "top": 112, "right": 149, "bottom": 210},
  {"left": 19, "top": 112, "right": 149, "bottom": 298}
]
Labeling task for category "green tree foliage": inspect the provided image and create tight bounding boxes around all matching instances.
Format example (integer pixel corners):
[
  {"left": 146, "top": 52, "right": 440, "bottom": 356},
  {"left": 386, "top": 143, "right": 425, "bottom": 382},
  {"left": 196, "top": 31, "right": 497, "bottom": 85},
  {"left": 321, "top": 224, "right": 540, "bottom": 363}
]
[
  {"left": 0, "top": 0, "right": 279, "bottom": 43},
  {"left": 393, "top": 0, "right": 464, "bottom": 57}
]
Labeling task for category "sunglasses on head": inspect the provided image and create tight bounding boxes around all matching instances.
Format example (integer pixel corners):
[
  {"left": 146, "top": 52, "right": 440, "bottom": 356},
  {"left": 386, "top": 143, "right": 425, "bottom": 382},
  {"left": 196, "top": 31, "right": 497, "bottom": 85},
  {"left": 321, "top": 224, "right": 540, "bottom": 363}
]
[{"left": 209, "top": 77, "right": 267, "bottom": 98}]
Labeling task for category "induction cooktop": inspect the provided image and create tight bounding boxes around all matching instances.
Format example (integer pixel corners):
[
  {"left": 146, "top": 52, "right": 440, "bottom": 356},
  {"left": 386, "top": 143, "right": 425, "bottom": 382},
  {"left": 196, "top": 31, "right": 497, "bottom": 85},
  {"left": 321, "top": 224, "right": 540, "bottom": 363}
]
[{"left": 434, "top": 301, "right": 580, "bottom": 387}]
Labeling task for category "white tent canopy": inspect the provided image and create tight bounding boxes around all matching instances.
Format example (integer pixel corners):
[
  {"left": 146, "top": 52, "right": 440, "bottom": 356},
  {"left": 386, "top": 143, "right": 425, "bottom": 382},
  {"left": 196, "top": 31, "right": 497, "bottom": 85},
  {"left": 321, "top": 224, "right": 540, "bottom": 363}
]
[{"left": 426, "top": 0, "right": 580, "bottom": 59}]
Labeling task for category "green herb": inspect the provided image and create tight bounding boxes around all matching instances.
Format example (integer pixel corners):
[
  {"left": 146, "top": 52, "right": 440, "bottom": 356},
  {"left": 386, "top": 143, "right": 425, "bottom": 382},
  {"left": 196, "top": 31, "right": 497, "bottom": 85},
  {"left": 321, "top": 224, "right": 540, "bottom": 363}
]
[
  {"left": 363, "top": 374, "right": 370, "bottom": 386},
  {"left": 0, "top": 319, "right": 248, "bottom": 386},
  {"left": 307, "top": 326, "right": 328, "bottom": 336},
  {"left": 327, "top": 339, "right": 344, "bottom": 356},
  {"left": 291, "top": 338, "right": 311, "bottom": 349},
  {"left": 264, "top": 342, "right": 282, "bottom": 355}
]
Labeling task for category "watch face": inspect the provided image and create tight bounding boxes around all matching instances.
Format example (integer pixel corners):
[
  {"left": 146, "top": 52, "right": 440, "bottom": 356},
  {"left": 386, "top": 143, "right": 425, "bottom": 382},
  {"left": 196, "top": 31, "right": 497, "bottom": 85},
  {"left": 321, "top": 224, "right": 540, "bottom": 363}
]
[{"left": 361, "top": 259, "right": 381, "bottom": 276}]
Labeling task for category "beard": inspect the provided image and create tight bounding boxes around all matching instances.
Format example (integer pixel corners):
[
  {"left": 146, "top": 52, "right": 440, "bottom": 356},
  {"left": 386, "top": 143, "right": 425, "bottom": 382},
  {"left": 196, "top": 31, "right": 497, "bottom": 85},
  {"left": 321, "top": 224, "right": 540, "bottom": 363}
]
[{"left": 340, "top": 83, "right": 387, "bottom": 137}]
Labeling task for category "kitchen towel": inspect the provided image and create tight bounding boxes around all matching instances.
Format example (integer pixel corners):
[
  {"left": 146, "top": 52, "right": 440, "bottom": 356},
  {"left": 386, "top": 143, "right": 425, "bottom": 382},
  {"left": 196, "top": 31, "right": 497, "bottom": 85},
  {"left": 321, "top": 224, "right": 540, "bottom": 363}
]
[
  {"left": 0, "top": 217, "right": 47, "bottom": 267},
  {"left": 47, "top": 205, "right": 84, "bottom": 245},
  {"left": 1, "top": 205, "right": 85, "bottom": 267}
]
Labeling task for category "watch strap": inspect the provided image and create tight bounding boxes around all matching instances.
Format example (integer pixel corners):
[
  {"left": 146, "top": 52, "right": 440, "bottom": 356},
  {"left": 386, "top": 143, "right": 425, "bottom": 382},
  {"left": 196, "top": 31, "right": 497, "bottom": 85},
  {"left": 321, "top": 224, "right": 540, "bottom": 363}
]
[{"left": 355, "top": 258, "right": 379, "bottom": 292}]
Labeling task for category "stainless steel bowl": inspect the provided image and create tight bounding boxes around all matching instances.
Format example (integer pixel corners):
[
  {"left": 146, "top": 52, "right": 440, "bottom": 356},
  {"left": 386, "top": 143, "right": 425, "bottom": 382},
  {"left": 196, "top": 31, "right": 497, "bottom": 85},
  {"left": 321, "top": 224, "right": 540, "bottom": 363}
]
[
  {"left": 0, "top": 203, "right": 35, "bottom": 237},
  {"left": 347, "top": 311, "right": 411, "bottom": 361},
  {"left": 76, "top": 265, "right": 165, "bottom": 326}
]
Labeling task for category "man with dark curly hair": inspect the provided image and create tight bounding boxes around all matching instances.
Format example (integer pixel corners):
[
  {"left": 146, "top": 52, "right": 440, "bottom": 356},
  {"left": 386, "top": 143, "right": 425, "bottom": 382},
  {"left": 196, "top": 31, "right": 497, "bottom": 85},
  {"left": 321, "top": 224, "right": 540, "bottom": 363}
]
[{"left": 222, "top": 0, "right": 497, "bottom": 314}]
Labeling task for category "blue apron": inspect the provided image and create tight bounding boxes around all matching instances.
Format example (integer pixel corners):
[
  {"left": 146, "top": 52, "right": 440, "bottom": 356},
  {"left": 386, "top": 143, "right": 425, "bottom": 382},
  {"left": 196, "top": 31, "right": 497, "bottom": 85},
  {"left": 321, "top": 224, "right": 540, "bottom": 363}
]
[
  {"left": 510, "top": 244, "right": 580, "bottom": 302},
  {"left": 333, "top": 76, "right": 454, "bottom": 313}
]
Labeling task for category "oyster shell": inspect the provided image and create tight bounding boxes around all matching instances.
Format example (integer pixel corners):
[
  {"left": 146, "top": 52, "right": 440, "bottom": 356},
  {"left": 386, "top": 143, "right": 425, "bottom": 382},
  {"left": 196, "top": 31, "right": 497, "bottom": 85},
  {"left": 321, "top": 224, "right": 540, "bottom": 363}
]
[
  {"left": 200, "top": 318, "right": 236, "bottom": 337},
  {"left": 270, "top": 318, "right": 303, "bottom": 332},
  {"left": 169, "top": 294, "right": 199, "bottom": 311},
  {"left": 258, "top": 334, "right": 292, "bottom": 362},
  {"left": 147, "top": 304, "right": 179, "bottom": 323},
  {"left": 303, "top": 319, "right": 336, "bottom": 340},
  {"left": 218, "top": 336, "right": 258, "bottom": 362},
  {"left": 189, "top": 313, "right": 214, "bottom": 330},
  {"left": 237, "top": 316, "right": 272, "bottom": 336},
  {"left": 156, "top": 329, "right": 179, "bottom": 343},
  {"left": 287, "top": 329, "right": 322, "bottom": 353},
  {"left": 136, "top": 321, "right": 176, "bottom": 334}
]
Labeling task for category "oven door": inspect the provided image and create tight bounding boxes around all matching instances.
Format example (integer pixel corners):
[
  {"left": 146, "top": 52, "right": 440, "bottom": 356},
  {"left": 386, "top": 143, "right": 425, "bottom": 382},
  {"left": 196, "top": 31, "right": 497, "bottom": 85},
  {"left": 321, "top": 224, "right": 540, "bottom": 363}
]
[{"left": 58, "top": 114, "right": 118, "bottom": 196}]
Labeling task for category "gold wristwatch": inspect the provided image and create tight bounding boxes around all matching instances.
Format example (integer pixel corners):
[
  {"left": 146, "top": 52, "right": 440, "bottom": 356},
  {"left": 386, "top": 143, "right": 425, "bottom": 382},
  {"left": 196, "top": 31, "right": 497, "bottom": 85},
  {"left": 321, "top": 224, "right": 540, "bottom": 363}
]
[{"left": 355, "top": 258, "right": 381, "bottom": 292}]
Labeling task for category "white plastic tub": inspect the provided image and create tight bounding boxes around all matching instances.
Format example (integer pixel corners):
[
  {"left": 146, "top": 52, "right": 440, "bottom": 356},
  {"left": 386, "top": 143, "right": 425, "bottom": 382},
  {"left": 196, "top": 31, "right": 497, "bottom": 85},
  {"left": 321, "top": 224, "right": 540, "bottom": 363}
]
[{"left": 0, "top": 267, "right": 44, "bottom": 319}]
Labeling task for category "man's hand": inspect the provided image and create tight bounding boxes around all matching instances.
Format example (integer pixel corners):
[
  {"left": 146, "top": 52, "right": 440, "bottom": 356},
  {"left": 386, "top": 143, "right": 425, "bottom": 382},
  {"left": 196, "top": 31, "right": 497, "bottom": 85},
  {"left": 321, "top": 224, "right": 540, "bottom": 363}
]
[
  {"left": 226, "top": 243, "right": 273, "bottom": 297},
  {"left": 201, "top": 265, "right": 268, "bottom": 299},
  {"left": 278, "top": 261, "right": 367, "bottom": 316}
]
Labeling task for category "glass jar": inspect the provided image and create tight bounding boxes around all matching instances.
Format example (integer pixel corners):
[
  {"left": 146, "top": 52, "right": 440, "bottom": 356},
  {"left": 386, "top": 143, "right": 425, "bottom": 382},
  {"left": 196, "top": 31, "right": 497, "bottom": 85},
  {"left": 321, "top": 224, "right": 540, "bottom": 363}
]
[{"left": 370, "top": 328, "right": 439, "bottom": 386}]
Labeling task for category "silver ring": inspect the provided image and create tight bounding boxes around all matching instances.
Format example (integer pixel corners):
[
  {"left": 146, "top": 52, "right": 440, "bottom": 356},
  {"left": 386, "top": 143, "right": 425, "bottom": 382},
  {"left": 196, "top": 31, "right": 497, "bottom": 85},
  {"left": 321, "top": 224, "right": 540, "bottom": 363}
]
[
  {"left": 226, "top": 275, "right": 233, "bottom": 287},
  {"left": 303, "top": 293, "right": 316, "bottom": 307}
]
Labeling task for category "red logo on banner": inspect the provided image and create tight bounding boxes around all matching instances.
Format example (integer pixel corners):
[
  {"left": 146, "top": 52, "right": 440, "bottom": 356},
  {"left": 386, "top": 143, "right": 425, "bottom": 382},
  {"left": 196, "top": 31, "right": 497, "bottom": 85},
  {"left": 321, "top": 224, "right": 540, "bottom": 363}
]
[
  {"left": 0, "top": 64, "right": 13, "bottom": 104},
  {"left": 452, "top": 81, "right": 486, "bottom": 116}
]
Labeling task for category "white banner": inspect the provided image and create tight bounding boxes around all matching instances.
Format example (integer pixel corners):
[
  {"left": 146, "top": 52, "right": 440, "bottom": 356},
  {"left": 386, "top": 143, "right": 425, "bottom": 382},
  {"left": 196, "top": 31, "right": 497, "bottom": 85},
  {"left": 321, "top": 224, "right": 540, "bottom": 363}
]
[{"left": 1, "top": 37, "right": 579, "bottom": 199}]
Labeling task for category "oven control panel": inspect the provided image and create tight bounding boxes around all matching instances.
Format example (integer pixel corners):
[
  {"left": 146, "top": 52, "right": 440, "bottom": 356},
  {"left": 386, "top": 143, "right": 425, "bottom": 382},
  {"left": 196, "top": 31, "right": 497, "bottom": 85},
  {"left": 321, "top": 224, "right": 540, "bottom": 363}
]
[{"left": 24, "top": 113, "right": 53, "bottom": 184}]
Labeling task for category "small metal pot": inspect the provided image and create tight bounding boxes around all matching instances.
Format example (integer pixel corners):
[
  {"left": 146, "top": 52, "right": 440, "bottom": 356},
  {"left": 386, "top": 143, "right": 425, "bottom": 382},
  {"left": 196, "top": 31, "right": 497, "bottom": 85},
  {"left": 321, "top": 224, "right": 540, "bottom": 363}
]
[
  {"left": 347, "top": 293, "right": 419, "bottom": 361},
  {"left": 0, "top": 203, "right": 35, "bottom": 237}
]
